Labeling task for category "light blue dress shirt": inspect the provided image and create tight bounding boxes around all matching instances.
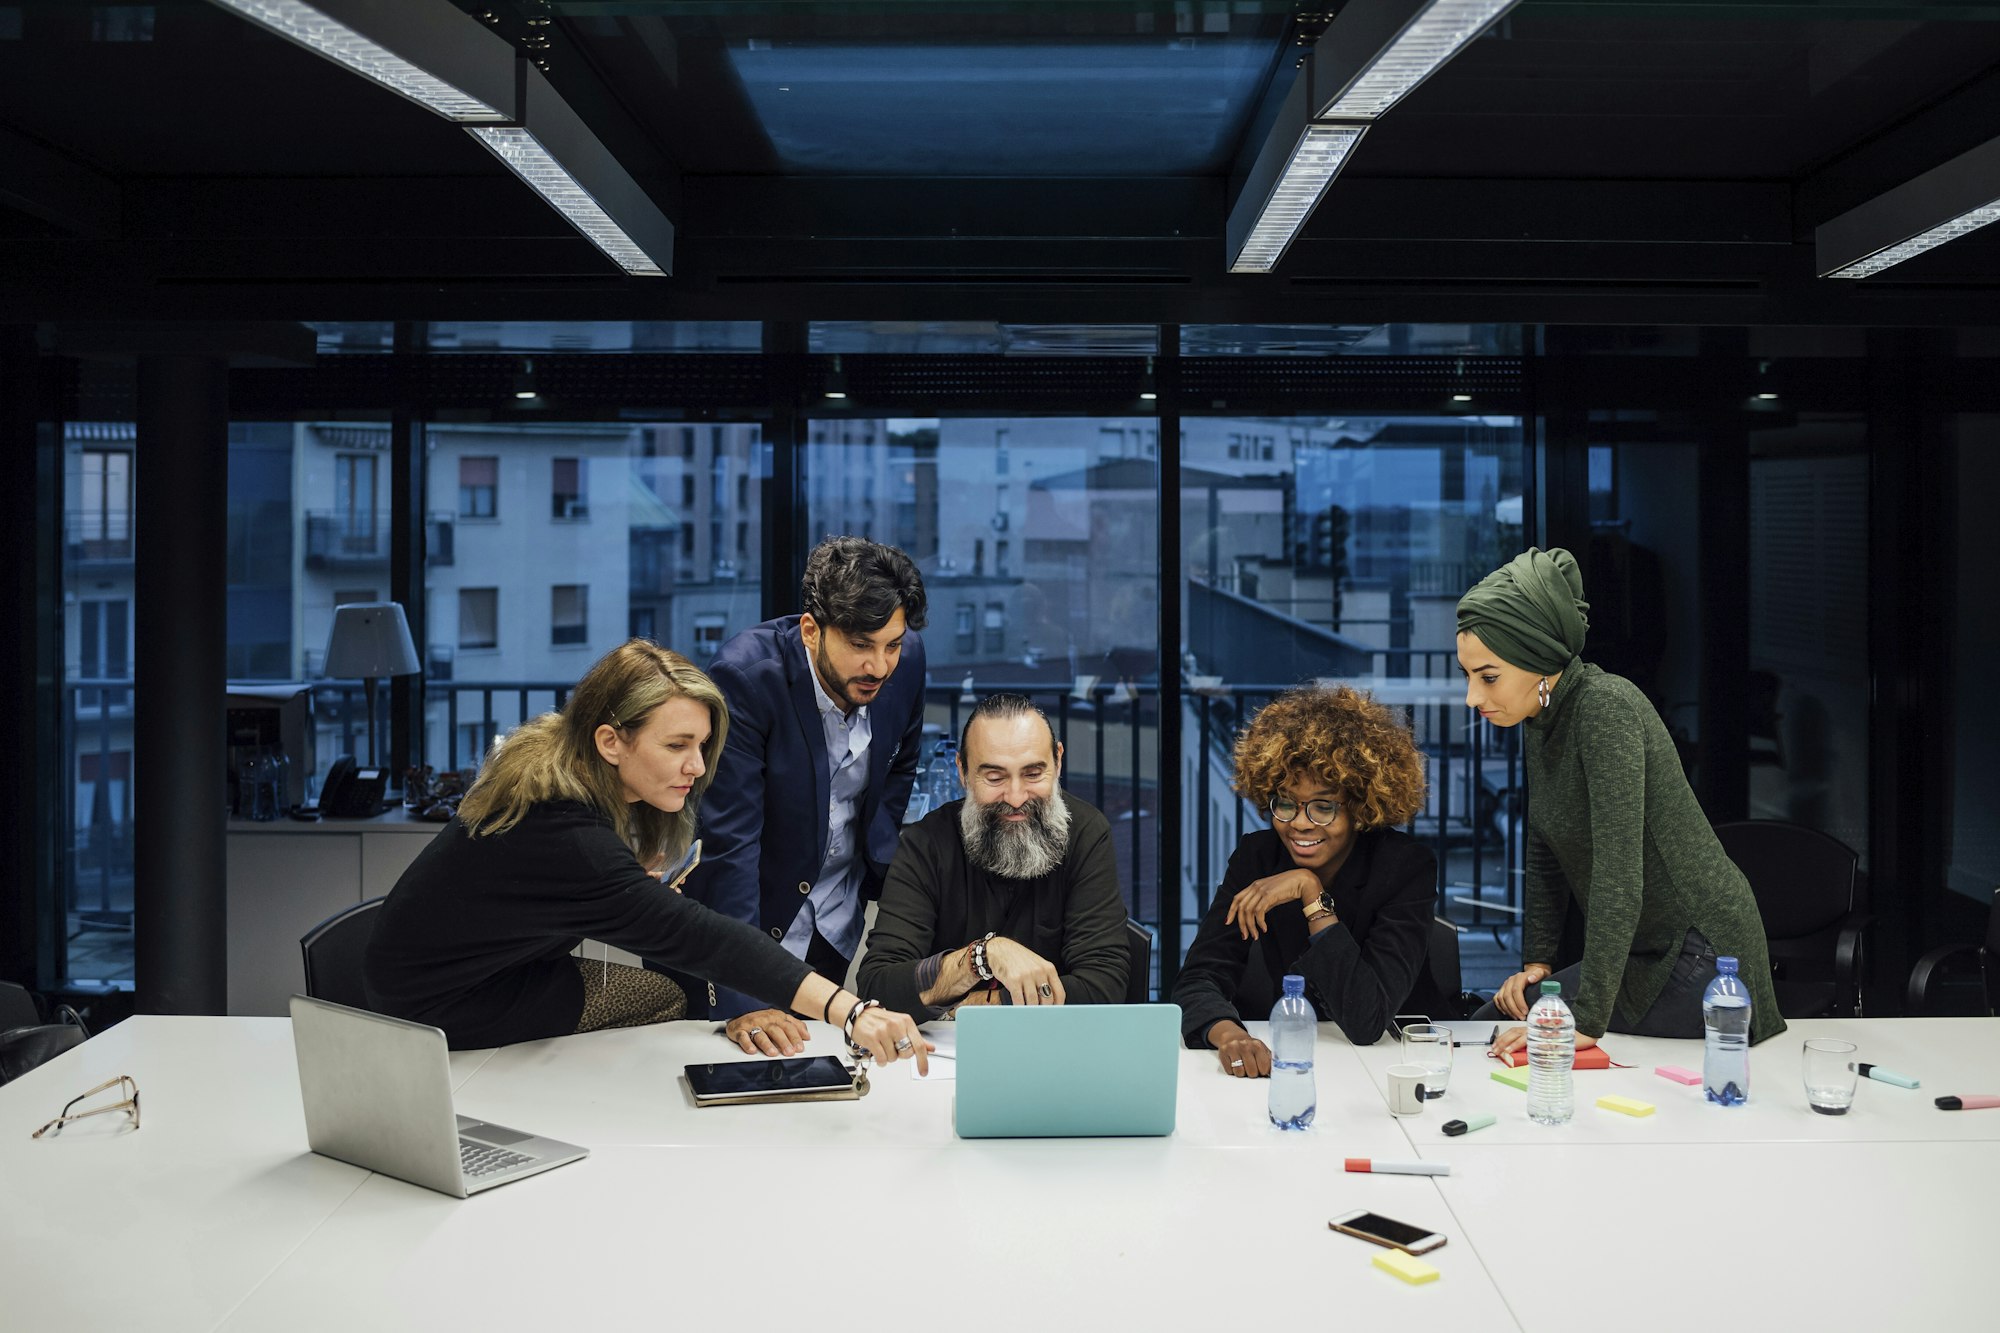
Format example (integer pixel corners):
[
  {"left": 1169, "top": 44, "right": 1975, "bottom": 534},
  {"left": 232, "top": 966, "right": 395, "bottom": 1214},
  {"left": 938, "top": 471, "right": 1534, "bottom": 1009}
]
[{"left": 780, "top": 663, "right": 872, "bottom": 962}]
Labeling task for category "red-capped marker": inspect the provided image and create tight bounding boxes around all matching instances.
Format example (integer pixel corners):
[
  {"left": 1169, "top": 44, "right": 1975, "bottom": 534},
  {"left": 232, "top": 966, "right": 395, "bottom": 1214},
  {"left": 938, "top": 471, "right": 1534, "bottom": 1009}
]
[{"left": 1343, "top": 1158, "right": 1450, "bottom": 1177}]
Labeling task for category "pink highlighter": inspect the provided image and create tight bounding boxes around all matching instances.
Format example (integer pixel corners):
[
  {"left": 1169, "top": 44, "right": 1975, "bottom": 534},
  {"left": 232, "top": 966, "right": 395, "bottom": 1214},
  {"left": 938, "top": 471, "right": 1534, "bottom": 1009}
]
[{"left": 1935, "top": 1095, "right": 2000, "bottom": 1111}]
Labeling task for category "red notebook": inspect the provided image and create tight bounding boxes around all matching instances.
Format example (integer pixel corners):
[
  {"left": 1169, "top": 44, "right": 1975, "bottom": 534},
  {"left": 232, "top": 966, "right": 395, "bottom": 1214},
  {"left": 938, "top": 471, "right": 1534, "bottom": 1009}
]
[{"left": 1497, "top": 1045, "right": 1615, "bottom": 1070}]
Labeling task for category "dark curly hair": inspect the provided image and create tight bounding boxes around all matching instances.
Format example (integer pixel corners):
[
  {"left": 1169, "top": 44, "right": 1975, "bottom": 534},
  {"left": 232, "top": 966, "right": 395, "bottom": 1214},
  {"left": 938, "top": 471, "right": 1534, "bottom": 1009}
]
[
  {"left": 1231, "top": 685, "right": 1427, "bottom": 831},
  {"left": 800, "top": 536, "right": 928, "bottom": 634}
]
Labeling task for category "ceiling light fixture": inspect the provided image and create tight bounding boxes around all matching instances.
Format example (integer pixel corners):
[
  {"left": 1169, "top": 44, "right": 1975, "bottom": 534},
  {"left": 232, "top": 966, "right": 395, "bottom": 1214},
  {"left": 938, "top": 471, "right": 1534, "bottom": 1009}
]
[
  {"left": 513, "top": 358, "right": 539, "bottom": 400},
  {"left": 823, "top": 355, "right": 848, "bottom": 400},
  {"left": 1229, "top": 124, "right": 1365, "bottom": 274},
  {"left": 207, "top": 0, "right": 516, "bottom": 122},
  {"left": 469, "top": 127, "right": 667, "bottom": 276},
  {"left": 1818, "top": 135, "right": 2000, "bottom": 280},
  {"left": 1314, "top": 0, "right": 1520, "bottom": 121},
  {"left": 1139, "top": 357, "right": 1159, "bottom": 401},
  {"left": 208, "top": 1, "right": 673, "bottom": 276},
  {"left": 1822, "top": 199, "right": 2000, "bottom": 279}
]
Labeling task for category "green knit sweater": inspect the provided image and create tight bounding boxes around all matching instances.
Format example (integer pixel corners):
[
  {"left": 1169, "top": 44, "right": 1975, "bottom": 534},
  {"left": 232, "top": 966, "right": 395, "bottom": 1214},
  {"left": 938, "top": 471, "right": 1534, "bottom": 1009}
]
[{"left": 1522, "top": 659, "right": 1786, "bottom": 1044}]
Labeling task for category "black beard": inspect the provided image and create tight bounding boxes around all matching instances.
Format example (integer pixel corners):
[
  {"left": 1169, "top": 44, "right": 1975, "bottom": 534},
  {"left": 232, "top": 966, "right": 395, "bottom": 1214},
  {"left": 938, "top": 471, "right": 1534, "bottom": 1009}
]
[{"left": 959, "top": 791, "right": 1071, "bottom": 880}]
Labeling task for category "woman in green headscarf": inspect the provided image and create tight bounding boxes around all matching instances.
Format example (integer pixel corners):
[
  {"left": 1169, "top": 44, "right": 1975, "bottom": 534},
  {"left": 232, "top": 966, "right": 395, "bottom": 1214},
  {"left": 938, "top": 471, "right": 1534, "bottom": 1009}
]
[{"left": 1458, "top": 548, "right": 1785, "bottom": 1054}]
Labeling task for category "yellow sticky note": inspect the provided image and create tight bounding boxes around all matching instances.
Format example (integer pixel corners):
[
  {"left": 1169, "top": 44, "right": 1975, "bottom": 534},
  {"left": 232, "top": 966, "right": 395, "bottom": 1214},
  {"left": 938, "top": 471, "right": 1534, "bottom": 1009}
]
[
  {"left": 1490, "top": 1065, "right": 1529, "bottom": 1091},
  {"left": 1373, "top": 1249, "right": 1441, "bottom": 1285},
  {"left": 1596, "top": 1094, "right": 1655, "bottom": 1118}
]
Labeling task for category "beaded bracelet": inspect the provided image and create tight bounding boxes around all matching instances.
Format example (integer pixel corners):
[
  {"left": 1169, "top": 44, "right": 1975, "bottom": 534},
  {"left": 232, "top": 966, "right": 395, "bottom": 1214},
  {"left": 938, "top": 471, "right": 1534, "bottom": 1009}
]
[
  {"left": 970, "top": 931, "right": 999, "bottom": 982},
  {"left": 842, "top": 997, "right": 882, "bottom": 1056}
]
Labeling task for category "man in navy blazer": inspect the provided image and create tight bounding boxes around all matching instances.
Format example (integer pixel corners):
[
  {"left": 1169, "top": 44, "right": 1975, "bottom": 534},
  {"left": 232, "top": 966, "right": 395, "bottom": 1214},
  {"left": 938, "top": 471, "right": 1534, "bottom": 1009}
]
[{"left": 671, "top": 537, "right": 929, "bottom": 1045}]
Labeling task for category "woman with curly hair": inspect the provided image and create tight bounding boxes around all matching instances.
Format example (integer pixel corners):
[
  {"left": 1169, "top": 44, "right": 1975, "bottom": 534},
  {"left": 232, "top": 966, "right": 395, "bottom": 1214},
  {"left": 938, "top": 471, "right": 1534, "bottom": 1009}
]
[{"left": 1172, "top": 684, "right": 1442, "bottom": 1072}]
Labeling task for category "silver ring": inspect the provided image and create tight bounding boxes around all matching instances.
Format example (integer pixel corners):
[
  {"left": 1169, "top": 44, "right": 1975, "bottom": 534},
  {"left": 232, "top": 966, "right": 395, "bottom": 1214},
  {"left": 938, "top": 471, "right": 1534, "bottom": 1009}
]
[
  {"left": 747, "top": 1027, "right": 763, "bottom": 1037},
  {"left": 1230, "top": 1059, "right": 1244, "bottom": 1068},
  {"left": 893, "top": 1036, "right": 914, "bottom": 1053},
  {"left": 1036, "top": 983, "right": 1054, "bottom": 998}
]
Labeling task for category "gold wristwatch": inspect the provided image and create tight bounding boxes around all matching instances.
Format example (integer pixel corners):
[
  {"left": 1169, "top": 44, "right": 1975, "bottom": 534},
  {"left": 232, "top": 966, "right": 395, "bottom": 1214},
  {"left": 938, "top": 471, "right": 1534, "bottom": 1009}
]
[{"left": 1303, "top": 892, "right": 1333, "bottom": 922}]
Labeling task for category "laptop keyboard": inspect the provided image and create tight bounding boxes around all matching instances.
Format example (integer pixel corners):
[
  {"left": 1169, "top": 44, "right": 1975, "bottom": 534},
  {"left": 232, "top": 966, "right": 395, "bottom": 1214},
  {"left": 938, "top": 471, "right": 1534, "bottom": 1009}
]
[{"left": 460, "top": 1140, "right": 535, "bottom": 1179}]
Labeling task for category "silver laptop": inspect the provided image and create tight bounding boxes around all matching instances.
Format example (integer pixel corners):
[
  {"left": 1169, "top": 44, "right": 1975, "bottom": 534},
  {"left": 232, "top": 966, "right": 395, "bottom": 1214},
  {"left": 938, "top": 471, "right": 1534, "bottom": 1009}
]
[{"left": 290, "top": 994, "right": 588, "bottom": 1197}]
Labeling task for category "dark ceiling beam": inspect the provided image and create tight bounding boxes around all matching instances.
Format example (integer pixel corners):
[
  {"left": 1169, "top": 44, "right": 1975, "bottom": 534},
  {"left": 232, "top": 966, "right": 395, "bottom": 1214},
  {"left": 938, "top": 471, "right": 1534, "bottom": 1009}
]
[
  {"left": 1796, "top": 63, "right": 2000, "bottom": 227},
  {"left": 0, "top": 124, "right": 120, "bottom": 238}
]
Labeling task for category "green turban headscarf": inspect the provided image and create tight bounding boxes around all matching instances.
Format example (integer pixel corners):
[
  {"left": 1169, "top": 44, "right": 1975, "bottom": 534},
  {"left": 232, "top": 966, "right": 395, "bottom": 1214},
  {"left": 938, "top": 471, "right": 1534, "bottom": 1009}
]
[{"left": 1456, "top": 547, "right": 1591, "bottom": 676}]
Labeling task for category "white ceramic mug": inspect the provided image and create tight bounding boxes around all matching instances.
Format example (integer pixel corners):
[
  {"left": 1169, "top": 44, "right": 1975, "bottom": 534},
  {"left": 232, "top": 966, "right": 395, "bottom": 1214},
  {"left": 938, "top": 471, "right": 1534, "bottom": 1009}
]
[{"left": 1386, "top": 1063, "right": 1430, "bottom": 1115}]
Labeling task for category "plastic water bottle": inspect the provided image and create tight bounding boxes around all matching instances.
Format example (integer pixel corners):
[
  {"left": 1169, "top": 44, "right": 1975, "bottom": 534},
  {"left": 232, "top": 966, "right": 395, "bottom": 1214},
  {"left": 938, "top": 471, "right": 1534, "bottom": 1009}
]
[
  {"left": 1268, "top": 974, "right": 1316, "bottom": 1131},
  {"left": 1703, "top": 956, "right": 1752, "bottom": 1106},
  {"left": 941, "top": 739, "right": 964, "bottom": 802},
  {"left": 1525, "top": 979, "right": 1575, "bottom": 1125},
  {"left": 924, "top": 740, "right": 956, "bottom": 809}
]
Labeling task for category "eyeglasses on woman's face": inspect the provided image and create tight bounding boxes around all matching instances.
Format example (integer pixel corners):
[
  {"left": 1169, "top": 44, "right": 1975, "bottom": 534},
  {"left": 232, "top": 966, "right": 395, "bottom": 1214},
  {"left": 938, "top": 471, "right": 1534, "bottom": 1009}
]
[{"left": 1267, "top": 796, "right": 1341, "bottom": 827}]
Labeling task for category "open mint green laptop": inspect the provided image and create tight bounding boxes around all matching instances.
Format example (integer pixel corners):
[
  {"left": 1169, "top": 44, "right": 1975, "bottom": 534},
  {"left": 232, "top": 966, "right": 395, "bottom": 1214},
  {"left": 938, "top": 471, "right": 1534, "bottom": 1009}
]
[{"left": 954, "top": 1004, "right": 1181, "bottom": 1138}]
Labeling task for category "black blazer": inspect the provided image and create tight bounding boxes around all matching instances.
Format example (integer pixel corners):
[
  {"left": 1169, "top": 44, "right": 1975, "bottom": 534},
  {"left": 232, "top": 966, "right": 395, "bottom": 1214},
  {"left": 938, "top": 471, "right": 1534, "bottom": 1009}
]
[
  {"left": 1172, "top": 827, "right": 1441, "bottom": 1047},
  {"left": 676, "top": 615, "right": 926, "bottom": 1017}
]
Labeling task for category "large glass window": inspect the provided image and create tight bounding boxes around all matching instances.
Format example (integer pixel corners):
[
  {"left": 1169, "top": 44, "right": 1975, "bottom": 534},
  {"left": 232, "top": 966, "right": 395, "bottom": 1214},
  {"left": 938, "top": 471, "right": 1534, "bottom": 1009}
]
[
  {"left": 805, "top": 416, "right": 1162, "bottom": 977},
  {"left": 1177, "top": 413, "right": 1528, "bottom": 990},
  {"left": 65, "top": 423, "right": 138, "bottom": 984},
  {"left": 424, "top": 421, "right": 765, "bottom": 773}
]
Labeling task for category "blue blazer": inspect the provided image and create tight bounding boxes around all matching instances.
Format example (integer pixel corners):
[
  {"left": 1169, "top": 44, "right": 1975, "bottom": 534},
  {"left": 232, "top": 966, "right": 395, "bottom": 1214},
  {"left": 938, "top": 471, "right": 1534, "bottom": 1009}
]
[{"left": 679, "top": 615, "right": 927, "bottom": 1018}]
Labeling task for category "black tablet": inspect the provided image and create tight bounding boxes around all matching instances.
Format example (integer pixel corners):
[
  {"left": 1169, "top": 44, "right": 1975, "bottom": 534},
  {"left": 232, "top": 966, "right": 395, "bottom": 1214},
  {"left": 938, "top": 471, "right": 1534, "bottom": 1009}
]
[{"left": 684, "top": 1056, "right": 857, "bottom": 1103}]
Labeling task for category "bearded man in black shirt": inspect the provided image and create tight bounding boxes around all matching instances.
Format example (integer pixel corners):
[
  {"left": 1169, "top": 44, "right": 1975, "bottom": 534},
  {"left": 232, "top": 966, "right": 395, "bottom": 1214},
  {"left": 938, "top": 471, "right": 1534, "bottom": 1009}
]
[{"left": 856, "top": 694, "right": 1129, "bottom": 1018}]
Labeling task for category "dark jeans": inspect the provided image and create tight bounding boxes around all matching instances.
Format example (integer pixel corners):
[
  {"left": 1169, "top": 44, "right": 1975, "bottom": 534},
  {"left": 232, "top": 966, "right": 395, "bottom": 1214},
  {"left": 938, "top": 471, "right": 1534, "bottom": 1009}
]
[{"left": 1473, "top": 927, "right": 1718, "bottom": 1037}]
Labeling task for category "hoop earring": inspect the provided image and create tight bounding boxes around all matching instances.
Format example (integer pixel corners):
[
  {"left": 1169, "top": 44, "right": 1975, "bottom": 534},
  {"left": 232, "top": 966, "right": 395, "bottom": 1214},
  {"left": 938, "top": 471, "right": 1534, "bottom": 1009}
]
[{"left": 1536, "top": 677, "right": 1551, "bottom": 710}]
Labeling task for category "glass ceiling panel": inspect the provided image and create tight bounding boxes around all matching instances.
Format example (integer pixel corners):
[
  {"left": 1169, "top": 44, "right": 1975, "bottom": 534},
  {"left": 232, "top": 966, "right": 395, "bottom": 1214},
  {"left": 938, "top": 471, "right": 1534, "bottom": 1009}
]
[{"left": 727, "top": 37, "right": 1283, "bottom": 176}]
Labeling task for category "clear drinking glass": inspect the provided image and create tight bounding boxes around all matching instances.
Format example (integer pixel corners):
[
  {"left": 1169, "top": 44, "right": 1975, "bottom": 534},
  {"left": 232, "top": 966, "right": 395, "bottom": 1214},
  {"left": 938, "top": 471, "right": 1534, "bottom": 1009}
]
[
  {"left": 1802, "top": 1038, "right": 1859, "bottom": 1115},
  {"left": 1401, "top": 1023, "right": 1454, "bottom": 1099}
]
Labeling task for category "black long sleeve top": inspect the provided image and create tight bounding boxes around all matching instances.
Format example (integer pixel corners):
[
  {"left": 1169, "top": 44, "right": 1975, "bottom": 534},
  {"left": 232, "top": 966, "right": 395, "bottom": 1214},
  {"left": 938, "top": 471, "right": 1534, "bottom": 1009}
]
[
  {"left": 855, "top": 793, "right": 1130, "bottom": 1020},
  {"left": 363, "top": 801, "right": 812, "bottom": 1049},
  {"left": 1171, "top": 827, "right": 1440, "bottom": 1047}
]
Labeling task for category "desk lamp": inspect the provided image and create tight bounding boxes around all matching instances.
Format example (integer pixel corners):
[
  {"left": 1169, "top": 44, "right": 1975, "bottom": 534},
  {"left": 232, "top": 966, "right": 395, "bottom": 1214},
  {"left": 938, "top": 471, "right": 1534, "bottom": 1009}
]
[{"left": 323, "top": 602, "right": 422, "bottom": 768}]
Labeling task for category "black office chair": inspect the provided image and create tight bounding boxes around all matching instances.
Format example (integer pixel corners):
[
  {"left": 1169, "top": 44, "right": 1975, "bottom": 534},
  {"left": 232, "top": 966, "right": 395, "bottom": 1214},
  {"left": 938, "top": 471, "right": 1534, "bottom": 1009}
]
[
  {"left": 0, "top": 979, "right": 42, "bottom": 1032},
  {"left": 1424, "top": 916, "right": 1488, "bottom": 1020},
  {"left": 0, "top": 1023, "right": 86, "bottom": 1086},
  {"left": 1714, "top": 819, "right": 1870, "bottom": 1018},
  {"left": 1906, "top": 887, "right": 1999, "bottom": 1017},
  {"left": 299, "top": 897, "right": 387, "bottom": 1010},
  {"left": 1124, "top": 919, "right": 1153, "bottom": 1004}
]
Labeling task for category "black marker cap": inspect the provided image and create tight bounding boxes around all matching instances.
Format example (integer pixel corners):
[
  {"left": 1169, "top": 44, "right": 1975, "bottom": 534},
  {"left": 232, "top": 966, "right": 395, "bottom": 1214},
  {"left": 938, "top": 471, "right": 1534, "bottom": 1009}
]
[
  {"left": 1936, "top": 1096, "right": 1963, "bottom": 1110},
  {"left": 1442, "top": 1119, "right": 1469, "bottom": 1136}
]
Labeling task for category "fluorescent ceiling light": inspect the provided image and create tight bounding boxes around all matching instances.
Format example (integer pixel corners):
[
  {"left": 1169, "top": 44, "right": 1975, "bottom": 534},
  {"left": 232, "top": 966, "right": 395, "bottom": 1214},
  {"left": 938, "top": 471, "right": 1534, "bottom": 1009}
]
[
  {"left": 1823, "top": 200, "right": 2000, "bottom": 279},
  {"left": 209, "top": 0, "right": 511, "bottom": 122},
  {"left": 1317, "top": 0, "right": 1519, "bottom": 121},
  {"left": 1229, "top": 125, "right": 1364, "bottom": 274},
  {"left": 469, "top": 128, "right": 667, "bottom": 276}
]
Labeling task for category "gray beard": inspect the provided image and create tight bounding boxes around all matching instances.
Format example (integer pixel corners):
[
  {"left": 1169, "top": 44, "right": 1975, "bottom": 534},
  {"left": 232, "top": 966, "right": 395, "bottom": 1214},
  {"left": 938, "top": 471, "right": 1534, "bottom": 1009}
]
[{"left": 959, "top": 791, "right": 1072, "bottom": 880}]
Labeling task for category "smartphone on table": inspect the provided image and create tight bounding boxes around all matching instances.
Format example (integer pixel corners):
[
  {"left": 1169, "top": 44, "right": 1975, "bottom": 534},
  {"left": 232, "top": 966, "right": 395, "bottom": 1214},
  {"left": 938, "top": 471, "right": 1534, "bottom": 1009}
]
[{"left": 1328, "top": 1209, "right": 1448, "bottom": 1255}]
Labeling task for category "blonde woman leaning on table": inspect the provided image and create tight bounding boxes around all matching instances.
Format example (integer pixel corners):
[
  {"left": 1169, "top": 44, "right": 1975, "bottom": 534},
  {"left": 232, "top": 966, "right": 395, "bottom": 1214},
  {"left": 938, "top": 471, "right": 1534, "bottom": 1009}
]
[
  {"left": 1456, "top": 548, "right": 1785, "bottom": 1057},
  {"left": 363, "top": 639, "right": 929, "bottom": 1071},
  {"left": 1172, "top": 685, "right": 1445, "bottom": 1074}
]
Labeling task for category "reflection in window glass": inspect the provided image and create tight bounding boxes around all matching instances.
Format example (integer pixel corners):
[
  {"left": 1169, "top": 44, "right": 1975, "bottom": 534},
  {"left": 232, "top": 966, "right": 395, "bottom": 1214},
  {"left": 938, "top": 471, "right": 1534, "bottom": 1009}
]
[
  {"left": 811, "top": 322, "right": 1158, "bottom": 356},
  {"left": 1182, "top": 324, "right": 1523, "bottom": 357},
  {"left": 1178, "top": 413, "right": 1527, "bottom": 987},
  {"left": 65, "top": 422, "right": 138, "bottom": 984},
  {"left": 805, "top": 417, "right": 1161, "bottom": 963},
  {"left": 425, "top": 321, "right": 762, "bottom": 353}
]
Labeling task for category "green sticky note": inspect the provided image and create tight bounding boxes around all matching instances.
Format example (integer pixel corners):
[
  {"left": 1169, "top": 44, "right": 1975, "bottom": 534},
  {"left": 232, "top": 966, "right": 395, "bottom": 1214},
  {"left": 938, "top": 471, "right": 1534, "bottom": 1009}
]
[{"left": 1490, "top": 1065, "right": 1530, "bottom": 1091}]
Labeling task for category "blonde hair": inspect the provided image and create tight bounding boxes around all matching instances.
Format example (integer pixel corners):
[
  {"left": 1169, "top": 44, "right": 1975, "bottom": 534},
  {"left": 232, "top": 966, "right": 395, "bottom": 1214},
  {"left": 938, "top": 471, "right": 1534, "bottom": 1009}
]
[{"left": 457, "top": 639, "right": 728, "bottom": 865}]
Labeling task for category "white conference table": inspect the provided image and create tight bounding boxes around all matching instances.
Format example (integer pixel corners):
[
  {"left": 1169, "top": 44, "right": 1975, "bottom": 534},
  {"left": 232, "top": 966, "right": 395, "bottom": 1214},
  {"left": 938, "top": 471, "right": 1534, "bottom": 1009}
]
[{"left": 3, "top": 1014, "right": 1995, "bottom": 1332}]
